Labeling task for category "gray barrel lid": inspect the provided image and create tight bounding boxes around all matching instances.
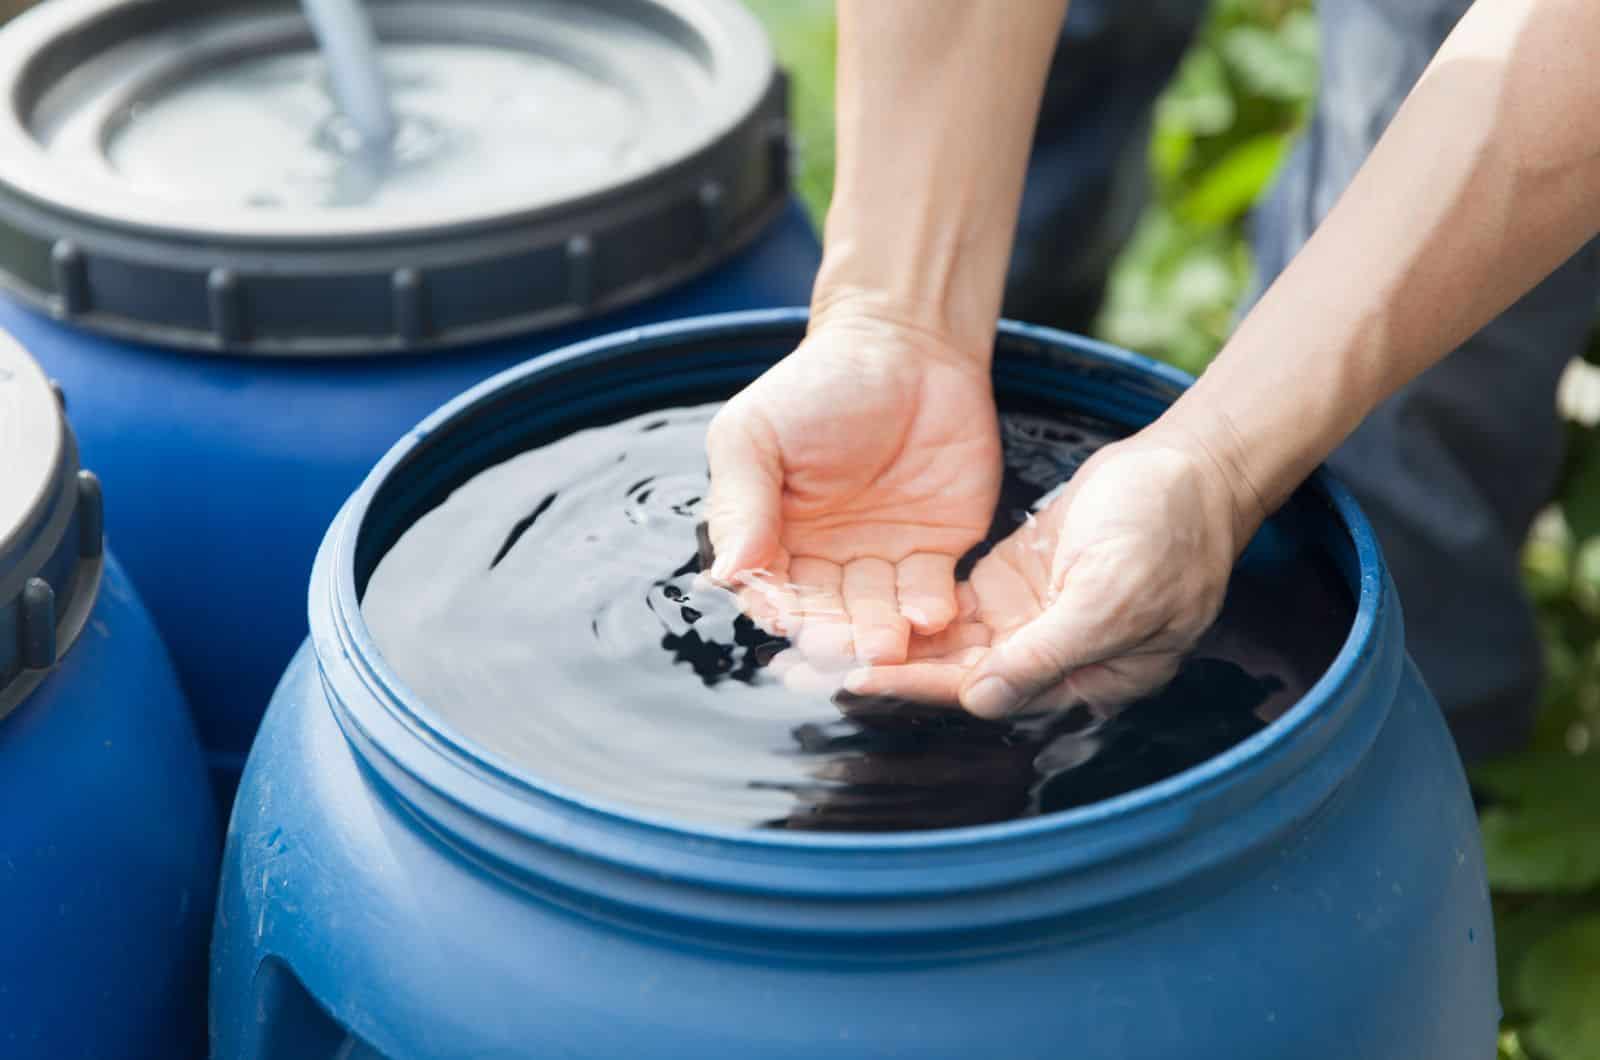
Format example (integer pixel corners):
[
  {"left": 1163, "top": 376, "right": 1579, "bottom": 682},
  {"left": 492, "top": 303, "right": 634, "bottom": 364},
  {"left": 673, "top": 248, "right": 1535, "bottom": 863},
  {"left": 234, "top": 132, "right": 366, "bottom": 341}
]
[
  {"left": 0, "top": 328, "right": 103, "bottom": 719},
  {"left": 0, "top": 0, "right": 791, "bottom": 356}
]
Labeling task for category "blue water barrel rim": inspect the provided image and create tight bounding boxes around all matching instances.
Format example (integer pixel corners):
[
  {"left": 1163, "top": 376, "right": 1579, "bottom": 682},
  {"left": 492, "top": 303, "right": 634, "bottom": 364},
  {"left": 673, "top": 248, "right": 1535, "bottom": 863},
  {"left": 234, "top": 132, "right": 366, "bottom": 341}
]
[
  {"left": 0, "top": 0, "right": 791, "bottom": 356},
  {"left": 309, "top": 309, "right": 1397, "bottom": 904}
]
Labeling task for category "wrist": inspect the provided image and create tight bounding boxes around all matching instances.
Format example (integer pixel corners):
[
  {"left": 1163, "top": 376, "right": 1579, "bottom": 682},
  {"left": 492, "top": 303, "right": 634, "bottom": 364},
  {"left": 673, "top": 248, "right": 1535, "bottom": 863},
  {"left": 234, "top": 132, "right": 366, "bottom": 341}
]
[
  {"left": 1137, "top": 404, "right": 1272, "bottom": 558},
  {"left": 807, "top": 282, "right": 994, "bottom": 372},
  {"left": 812, "top": 196, "right": 1006, "bottom": 359}
]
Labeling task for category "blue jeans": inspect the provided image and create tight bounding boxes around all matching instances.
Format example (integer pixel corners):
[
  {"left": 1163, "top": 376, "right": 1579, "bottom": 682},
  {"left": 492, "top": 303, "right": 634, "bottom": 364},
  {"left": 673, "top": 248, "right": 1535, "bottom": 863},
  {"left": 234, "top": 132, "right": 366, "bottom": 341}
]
[{"left": 1015, "top": 0, "right": 1597, "bottom": 760}]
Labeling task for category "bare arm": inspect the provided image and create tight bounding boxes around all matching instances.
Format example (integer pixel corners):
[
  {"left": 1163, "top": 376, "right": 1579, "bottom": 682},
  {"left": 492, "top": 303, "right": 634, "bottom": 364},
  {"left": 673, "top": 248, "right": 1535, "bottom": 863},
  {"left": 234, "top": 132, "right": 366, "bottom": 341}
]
[
  {"left": 813, "top": 0, "right": 1071, "bottom": 352},
  {"left": 857, "top": 0, "right": 1600, "bottom": 718},
  {"left": 1167, "top": 0, "right": 1600, "bottom": 539},
  {"left": 703, "top": 2, "right": 1069, "bottom": 661}
]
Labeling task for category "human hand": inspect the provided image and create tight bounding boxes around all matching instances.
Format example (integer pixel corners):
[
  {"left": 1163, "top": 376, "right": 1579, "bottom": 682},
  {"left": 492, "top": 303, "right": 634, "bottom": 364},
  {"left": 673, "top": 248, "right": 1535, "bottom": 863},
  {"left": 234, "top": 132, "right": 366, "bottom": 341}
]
[
  {"left": 839, "top": 429, "right": 1254, "bottom": 718},
  {"left": 704, "top": 310, "right": 1002, "bottom": 665}
]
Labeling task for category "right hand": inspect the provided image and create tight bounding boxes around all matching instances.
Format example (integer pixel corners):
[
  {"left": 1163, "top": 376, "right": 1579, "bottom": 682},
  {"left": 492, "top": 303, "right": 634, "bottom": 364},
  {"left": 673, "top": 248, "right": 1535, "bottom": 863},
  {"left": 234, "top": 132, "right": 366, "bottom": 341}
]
[
  {"left": 704, "top": 309, "right": 1003, "bottom": 666},
  {"left": 840, "top": 426, "right": 1257, "bottom": 718}
]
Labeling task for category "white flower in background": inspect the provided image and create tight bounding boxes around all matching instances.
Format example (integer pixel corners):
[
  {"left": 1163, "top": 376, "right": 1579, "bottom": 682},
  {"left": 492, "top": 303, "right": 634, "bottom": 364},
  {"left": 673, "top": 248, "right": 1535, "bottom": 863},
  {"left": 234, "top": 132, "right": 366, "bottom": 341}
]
[{"left": 1557, "top": 356, "right": 1600, "bottom": 426}]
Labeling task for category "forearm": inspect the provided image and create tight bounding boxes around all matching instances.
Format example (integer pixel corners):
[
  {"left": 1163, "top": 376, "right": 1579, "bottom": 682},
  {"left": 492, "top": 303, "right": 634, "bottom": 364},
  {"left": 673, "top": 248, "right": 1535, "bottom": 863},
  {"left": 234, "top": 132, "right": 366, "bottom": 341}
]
[
  {"left": 813, "top": 0, "right": 1070, "bottom": 355},
  {"left": 1163, "top": 0, "right": 1600, "bottom": 535}
]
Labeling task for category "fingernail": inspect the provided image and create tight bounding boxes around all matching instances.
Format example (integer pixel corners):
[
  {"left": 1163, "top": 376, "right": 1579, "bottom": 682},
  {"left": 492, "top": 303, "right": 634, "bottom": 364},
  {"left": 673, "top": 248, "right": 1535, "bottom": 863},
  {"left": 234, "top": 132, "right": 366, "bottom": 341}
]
[
  {"left": 842, "top": 668, "right": 871, "bottom": 693},
  {"left": 964, "top": 676, "right": 1021, "bottom": 719},
  {"left": 901, "top": 605, "right": 930, "bottom": 628}
]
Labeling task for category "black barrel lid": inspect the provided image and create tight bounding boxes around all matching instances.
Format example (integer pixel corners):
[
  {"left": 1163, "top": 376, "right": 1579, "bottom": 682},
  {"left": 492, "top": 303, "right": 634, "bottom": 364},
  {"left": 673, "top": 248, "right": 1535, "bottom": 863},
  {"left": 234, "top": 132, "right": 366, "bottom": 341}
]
[
  {"left": 0, "top": 327, "right": 103, "bottom": 719},
  {"left": 0, "top": 0, "right": 792, "bottom": 356}
]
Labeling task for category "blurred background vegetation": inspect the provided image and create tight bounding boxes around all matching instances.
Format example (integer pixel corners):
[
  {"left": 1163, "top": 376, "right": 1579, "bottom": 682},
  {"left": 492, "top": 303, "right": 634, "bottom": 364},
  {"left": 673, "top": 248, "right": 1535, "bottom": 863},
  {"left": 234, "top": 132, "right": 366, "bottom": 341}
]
[{"left": 745, "top": 1, "right": 1600, "bottom": 1057}]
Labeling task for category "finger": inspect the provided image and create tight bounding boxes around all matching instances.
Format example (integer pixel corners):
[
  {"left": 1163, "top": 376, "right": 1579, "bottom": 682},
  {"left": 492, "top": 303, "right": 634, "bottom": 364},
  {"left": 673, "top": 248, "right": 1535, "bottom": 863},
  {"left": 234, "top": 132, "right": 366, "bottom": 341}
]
[
  {"left": 956, "top": 581, "right": 980, "bottom": 622},
  {"left": 789, "top": 557, "right": 851, "bottom": 665},
  {"left": 766, "top": 646, "right": 802, "bottom": 679},
  {"left": 842, "top": 558, "right": 909, "bottom": 664},
  {"left": 768, "top": 648, "right": 846, "bottom": 695},
  {"left": 741, "top": 557, "right": 803, "bottom": 633},
  {"left": 781, "top": 658, "right": 848, "bottom": 696},
  {"left": 969, "top": 552, "right": 1042, "bottom": 636},
  {"left": 1064, "top": 654, "right": 1182, "bottom": 714},
  {"left": 908, "top": 619, "right": 991, "bottom": 660},
  {"left": 737, "top": 585, "right": 782, "bottom": 635},
  {"left": 704, "top": 409, "right": 783, "bottom": 581},
  {"left": 841, "top": 647, "right": 988, "bottom": 704},
  {"left": 958, "top": 600, "right": 1120, "bottom": 720},
  {"left": 895, "top": 553, "right": 959, "bottom": 635},
  {"left": 733, "top": 551, "right": 793, "bottom": 634}
]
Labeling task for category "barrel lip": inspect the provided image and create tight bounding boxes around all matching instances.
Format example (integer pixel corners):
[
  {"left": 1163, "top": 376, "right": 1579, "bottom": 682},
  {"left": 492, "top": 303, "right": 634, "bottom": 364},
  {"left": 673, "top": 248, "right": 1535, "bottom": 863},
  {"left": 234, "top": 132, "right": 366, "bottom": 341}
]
[
  {"left": 0, "top": 0, "right": 790, "bottom": 354},
  {"left": 0, "top": 0, "right": 773, "bottom": 240},
  {"left": 310, "top": 308, "right": 1397, "bottom": 925}
]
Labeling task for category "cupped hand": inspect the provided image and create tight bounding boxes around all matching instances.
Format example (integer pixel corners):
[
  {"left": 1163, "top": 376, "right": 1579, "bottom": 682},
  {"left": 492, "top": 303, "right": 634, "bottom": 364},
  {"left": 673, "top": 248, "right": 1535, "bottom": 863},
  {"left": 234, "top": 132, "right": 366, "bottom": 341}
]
[
  {"left": 704, "top": 312, "right": 1002, "bottom": 665},
  {"left": 840, "top": 430, "right": 1251, "bottom": 718}
]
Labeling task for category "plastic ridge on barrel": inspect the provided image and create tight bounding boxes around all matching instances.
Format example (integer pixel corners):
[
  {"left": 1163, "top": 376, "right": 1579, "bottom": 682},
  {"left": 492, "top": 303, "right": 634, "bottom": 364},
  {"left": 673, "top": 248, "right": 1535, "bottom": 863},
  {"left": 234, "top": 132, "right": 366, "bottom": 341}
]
[
  {"left": 18, "top": 578, "right": 56, "bottom": 670},
  {"left": 76, "top": 470, "right": 103, "bottom": 558},
  {"left": 390, "top": 268, "right": 426, "bottom": 346},
  {"left": 49, "top": 240, "right": 87, "bottom": 317},
  {"left": 566, "top": 235, "right": 596, "bottom": 309}
]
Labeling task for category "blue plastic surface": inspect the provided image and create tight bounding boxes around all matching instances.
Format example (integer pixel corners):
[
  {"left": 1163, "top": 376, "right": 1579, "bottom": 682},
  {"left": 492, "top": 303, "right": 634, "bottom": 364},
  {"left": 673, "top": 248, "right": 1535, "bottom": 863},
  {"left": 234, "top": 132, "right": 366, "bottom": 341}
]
[
  {"left": 1, "top": 554, "right": 218, "bottom": 1060},
  {"left": 212, "top": 311, "right": 1498, "bottom": 1059},
  {"left": 0, "top": 202, "right": 819, "bottom": 801}
]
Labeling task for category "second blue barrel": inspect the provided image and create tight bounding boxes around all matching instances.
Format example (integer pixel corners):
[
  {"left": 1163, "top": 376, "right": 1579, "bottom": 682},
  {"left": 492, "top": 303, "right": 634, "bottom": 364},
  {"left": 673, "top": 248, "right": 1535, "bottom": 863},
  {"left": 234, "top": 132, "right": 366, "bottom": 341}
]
[
  {"left": 0, "top": 0, "right": 819, "bottom": 798},
  {"left": 1, "top": 328, "right": 217, "bottom": 1059}
]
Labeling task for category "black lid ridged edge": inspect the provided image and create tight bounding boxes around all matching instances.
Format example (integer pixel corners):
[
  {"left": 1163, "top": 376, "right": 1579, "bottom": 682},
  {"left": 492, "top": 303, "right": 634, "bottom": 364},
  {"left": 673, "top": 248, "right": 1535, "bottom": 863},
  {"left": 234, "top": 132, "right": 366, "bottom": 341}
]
[
  {"left": 0, "top": 71, "right": 794, "bottom": 358},
  {"left": 0, "top": 404, "right": 104, "bottom": 721}
]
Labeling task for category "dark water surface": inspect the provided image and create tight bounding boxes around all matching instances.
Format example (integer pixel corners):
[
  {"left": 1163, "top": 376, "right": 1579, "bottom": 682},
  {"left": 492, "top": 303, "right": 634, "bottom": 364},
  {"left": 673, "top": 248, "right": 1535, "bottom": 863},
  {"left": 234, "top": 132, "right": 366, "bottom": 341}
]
[{"left": 363, "top": 404, "right": 1353, "bottom": 832}]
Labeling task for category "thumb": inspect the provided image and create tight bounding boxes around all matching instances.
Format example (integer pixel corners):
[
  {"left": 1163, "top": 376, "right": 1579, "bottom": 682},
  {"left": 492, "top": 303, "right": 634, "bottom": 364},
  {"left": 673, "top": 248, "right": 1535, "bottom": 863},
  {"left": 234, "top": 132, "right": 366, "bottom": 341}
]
[
  {"left": 958, "top": 602, "right": 1104, "bottom": 720},
  {"left": 704, "top": 408, "right": 784, "bottom": 582}
]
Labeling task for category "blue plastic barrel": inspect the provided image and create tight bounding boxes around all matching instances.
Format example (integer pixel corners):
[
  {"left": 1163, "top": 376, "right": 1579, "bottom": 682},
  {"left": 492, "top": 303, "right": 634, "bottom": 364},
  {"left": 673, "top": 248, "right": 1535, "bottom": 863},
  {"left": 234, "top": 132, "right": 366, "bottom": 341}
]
[
  {"left": 1, "top": 329, "right": 217, "bottom": 1060},
  {"left": 212, "top": 310, "right": 1499, "bottom": 1059},
  {"left": 0, "top": 0, "right": 820, "bottom": 800}
]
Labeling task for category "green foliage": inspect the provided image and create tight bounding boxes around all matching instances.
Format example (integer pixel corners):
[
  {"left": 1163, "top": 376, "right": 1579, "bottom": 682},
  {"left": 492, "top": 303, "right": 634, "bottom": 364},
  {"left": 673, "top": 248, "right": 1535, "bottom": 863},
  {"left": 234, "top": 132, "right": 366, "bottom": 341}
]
[
  {"left": 1476, "top": 754, "right": 1600, "bottom": 893},
  {"left": 1496, "top": 898, "right": 1600, "bottom": 1060},
  {"left": 1510, "top": 915, "right": 1600, "bottom": 1059},
  {"left": 741, "top": 0, "right": 836, "bottom": 226},
  {"left": 1097, "top": 0, "right": 1316, "bottom": 375}
]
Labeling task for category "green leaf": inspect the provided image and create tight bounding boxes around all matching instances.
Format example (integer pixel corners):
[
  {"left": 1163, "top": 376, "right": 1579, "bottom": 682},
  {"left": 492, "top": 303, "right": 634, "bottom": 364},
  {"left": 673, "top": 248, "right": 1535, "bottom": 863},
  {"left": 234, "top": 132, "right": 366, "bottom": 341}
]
[
  {"left": 1498, "top": 1028, "right": 1533, "bottom": 1060},
  {"left": 1474, "top": 752, "right": 1600, "bottom": 892},
  {"left": 1218, "top": 23, "right": 1319, "bottom": 103},
  {"left": 1496, "top": 896, "right": 1599, "bottom": 1020},
  {"left": 1156, "top": 47, "right": 1237, "bottom": 142},
  {"left": 1524, "top": 538, "right": 1571, "bottom": 605},
  {"left": 1573, "top": 538, "right": 1600, "bottom": 619},
  {"left": 1151, "top": 123, "right": 1196, "bottom": 189},
  {"left": 1176, "top": 134, "right": 1292, "bottom": 225},
  {"left": 1516, "top": 915, "right": 1600, "bottom": 1060}
]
